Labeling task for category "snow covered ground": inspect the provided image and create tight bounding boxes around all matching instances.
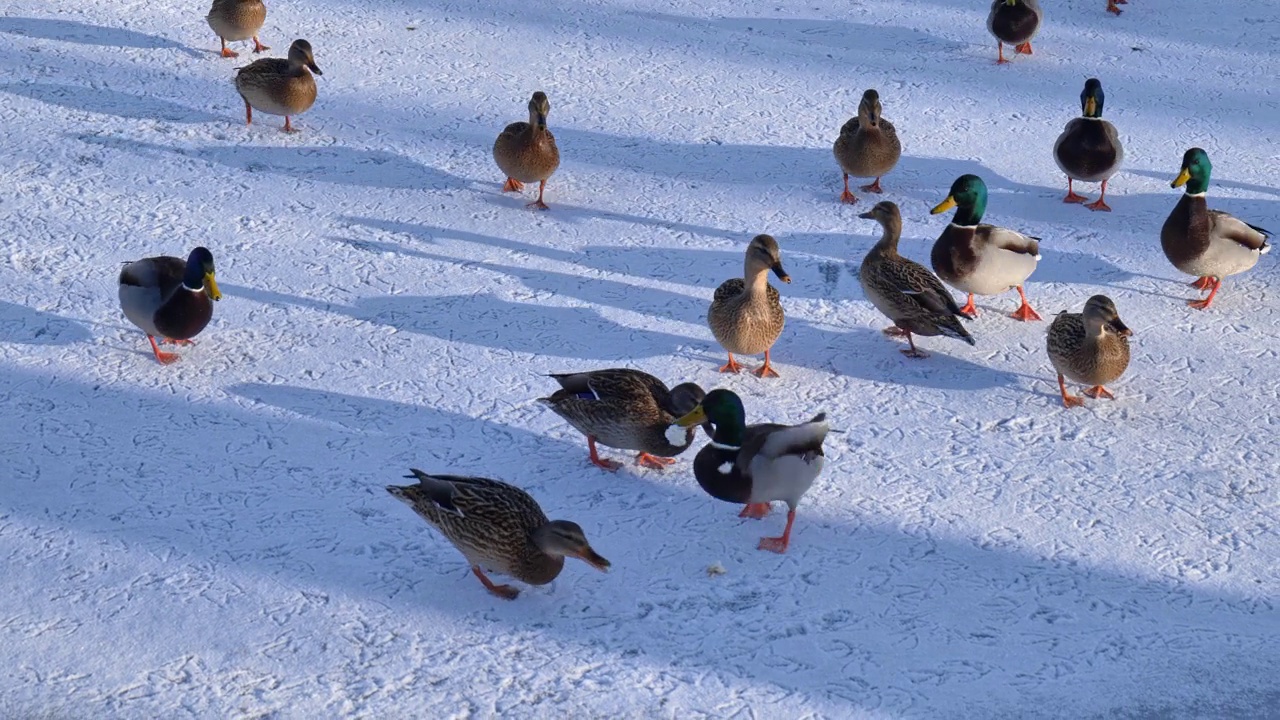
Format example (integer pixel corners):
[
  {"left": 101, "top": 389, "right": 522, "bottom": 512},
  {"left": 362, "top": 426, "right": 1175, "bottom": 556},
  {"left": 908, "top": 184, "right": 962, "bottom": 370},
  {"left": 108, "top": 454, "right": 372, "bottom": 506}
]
[{"left": 2, "top": 0, "right": 1279, "bottom": 716}]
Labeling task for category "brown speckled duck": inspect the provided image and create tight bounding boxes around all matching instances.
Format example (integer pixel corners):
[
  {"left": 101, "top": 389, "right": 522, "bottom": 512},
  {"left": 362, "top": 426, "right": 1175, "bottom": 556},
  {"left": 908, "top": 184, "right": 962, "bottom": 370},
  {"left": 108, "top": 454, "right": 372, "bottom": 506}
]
[
  {"left": 118, "top": 247, "right": 221, "bottom": 365},
  {"left": 493, "top": 91, "right": 561, "bottom": 210},
  {"left": 234, "top": 38, "right": 322, "bottom": 133},
  {"left": 1054, "top": 78, "right": 1123, "bottom": 212},
  {"left": 858, "top": 201, "right": 975, "bottom": 358},
  {"left": 538, "top": 369, "right": 706, "bottom": 471},
  {"left": 206, "top": 0, "right": 268, "bottom": 58},
  {"left": 387, "top": 470, "right": 610, "bottom": 600},
  {"left": 708, "top": 234, "right": 791, "bottom": 378},
  {"left": 1161, "top": 148, "right": 1271, "bottom": 310},
  {"left": 988, "top": 0, "right": 1041, "bottom": 64},
  {"left": 1046, "top": 295, "right": 1131, "bottom": 408},
  {"left": 833, "top": 89, "right": 902, "bottom": 204}
]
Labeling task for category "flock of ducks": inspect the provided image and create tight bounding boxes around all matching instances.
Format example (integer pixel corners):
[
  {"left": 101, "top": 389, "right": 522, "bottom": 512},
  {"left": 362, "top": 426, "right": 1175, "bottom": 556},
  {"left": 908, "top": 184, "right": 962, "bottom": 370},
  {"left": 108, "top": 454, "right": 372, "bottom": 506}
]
[{"left": 108, "top": 0, "right": 1272, "bottom": 599}]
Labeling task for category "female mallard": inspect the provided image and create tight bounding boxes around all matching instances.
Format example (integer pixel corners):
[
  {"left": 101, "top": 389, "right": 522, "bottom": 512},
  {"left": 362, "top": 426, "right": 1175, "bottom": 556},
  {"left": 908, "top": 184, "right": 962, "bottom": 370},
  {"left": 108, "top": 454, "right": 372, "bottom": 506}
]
[
  {"left": 988, "top": 0, "right": 1041, "bottom": 64},
  {"left": 1106, "top": 0, "right": 1128, "bottom": 15},
  {"left": 1161, "top": 148, "right": 1271, "bottom": 309},
  {"left": 387, "top": 470, "right": 610, "bottom": 600},
  {"left": 1047, "top": 295, "right": 1131, "bottom": 408},
  {"left": 206, "top": 0, "right": 267, "bottom": 58},
  {"left": 672, "top": 389, "right": 828, "bottom": 553},
  {"left": 858, "top": 201, "right": 975, "bottom": 358},
  {"left": 493, "top": 91, "right": 560, "bottom": 210},
  {"left": 930, "top": 174, "right": 1042, "bottom": 321},
  {"left": 234, "top": 38, "right": 322, "bottom": 133},
  {"left": 1053, "top": 78, "right": 1123, "bottom": 212},
  {"left": 833, "top": 89, "right": 902, "bottom": 204},
  {"left": 539, "top": 369, "right": 706, "bottom": 471},
  {"left": 708, "top": 234, "right": 791, "bottom": 377},
  {"left": 118, "top": 247, "right": 221, "bottom": 365}
]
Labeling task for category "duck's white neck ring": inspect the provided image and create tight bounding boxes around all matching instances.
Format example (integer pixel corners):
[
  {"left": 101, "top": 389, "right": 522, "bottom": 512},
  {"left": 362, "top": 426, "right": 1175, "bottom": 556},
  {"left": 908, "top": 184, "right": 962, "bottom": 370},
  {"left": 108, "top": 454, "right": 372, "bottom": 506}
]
[
  {"left": 949, "top": 223, "right": 979, "bottom": 229},
  {"left": 1184, "top": 192, "right": 1207, "bottom": 198},
  {"left": 709, "top": 440, "right": 741, "bottom": 451},
  {"left": 182, "top": 283, "right": 205, "bottom": 292}
]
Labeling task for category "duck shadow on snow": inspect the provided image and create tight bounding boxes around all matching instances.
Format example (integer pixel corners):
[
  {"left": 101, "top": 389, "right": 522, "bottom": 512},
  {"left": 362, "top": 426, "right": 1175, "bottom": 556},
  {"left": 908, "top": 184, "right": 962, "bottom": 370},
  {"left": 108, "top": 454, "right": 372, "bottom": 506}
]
[
  {"left": 1, "top": 83, "right": 219, "bottom": 123},
  {"left": 0, "top": 301, "right": 91, "bottom": 345},
  {"left": 0, "top": 17, "right": 202, "bottom": 56},
  {"left": 5, "top": 365, "right": 1276, "bottom": 717}
]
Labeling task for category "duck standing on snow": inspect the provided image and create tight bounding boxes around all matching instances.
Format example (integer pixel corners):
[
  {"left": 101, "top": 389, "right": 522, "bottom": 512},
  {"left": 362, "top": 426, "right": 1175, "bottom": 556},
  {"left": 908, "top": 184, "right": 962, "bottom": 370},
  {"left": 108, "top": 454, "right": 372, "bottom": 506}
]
[
  {"left": 988, "top": 0, "right": 1042, "bottom": 64},
  {"left": 493, "top": 91, "right": 561, "bottom": 210},
  {"left": 1046, "top": 295, "right": 1131, "bottom": 408},
  {"left": 1053, "top": 78, "right": 1124, "bottom": 212},
  {"left": 930, "top": 174, "right": 1043, "bottom": 321},
  {"left": 708, "top": 234, "right": 791, "bottom": 378},
  {"left": 234, "top": 39, "right": 322, "bottom": 133},
  {"left": 118, "top": 247, "right": 221, "bottom": 365},
  {"left": 858, "top": 201, "right": 975, "bottom": 358},
  {"left": 833, "top": 89, "right": 902, "bottom": 204},
  {"left": 1161, "top": 148, "right": 1271, "bottom": 309},
  {"left": 206, "top": 0, "right": 268, "bottom": 58},
  {"left": 672, "top": 390, "right": 828, "bottom": 554},
  {"left": 538, "top": 369, "right": 706, "bottom": 471},
  {"left": 387, "top": 470, "right": 610, "bottom": 600},
  {"left": 1106, "top": 0, "right": 1128, "bottom": 15}
]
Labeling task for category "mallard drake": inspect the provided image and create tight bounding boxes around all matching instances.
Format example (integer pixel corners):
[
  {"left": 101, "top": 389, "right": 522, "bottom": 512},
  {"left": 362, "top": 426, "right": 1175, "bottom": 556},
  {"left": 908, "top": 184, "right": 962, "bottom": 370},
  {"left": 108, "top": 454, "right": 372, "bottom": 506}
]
[
  {"left": 672, "top": 389, "right": 827, "bottom": 553},
  {"left": 1161, "top": 148, "right": 1271, "bottom": 309},
  {"left": 833, "top": 89, "right": 902, "bottom": 204},
  {"left": 708, "top": 234, "right": 791, "bottom": 377},
  {"left": 387, "top": 470, "right": 610, "bottom": 600},
  {"left": 930, "top": 174, "right": 1042, "bottom": 321},
  {"left": 858, "top": 201, "right": 975, "bottom": 358},
  {"left": 118, "top": 247, "right": 221, "bottom": 365},
  {"left": 234, "top": 38, "right": 322, "bottom": 133},
  {"left": 1053, "top": 78, "right": 1123, "bottom": 212},
  {"left": 1106, "top": 0, "right": 1128, "bottom": 15},
  {"left": 493, "top": 91, "right": 561, "bottom": 210},
  {"left": 539, "top": 369, "right": 706, "bottom": 471},
  {"left": 1047, "top": 295, "right": 1131, "bottom": 408},
  {"left": 988, "top": 0, "right": 1041, "bottom": 64},
  {"left": 206, "top": 0, "right": 267, "bottom": 58}
]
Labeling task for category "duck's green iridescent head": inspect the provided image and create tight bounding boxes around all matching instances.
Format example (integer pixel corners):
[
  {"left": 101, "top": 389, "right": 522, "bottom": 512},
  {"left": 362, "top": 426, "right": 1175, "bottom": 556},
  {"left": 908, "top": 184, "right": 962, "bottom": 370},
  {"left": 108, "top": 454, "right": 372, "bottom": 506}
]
[
  {"left": 1171, "top": 147, "right": 1211, "bottom": 195},
  {"left": 930, "top": 174, "right": 988, "bottom": 225},
  {"left": 183, "top": 246, "right": 221, "bottom": 300},
  {"left": 673, "top": 388, "right": 745, "bottom": 434},
  {"left": 1081, "top": 78, "right": 1105, "bottom": 118}
]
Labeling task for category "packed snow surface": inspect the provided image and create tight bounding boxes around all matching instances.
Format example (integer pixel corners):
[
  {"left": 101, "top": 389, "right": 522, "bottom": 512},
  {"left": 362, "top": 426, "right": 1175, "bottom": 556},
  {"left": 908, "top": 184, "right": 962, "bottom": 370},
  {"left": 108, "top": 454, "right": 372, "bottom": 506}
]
[{"left": 2, "top": 0, "right": 1278, "bottom": 717}]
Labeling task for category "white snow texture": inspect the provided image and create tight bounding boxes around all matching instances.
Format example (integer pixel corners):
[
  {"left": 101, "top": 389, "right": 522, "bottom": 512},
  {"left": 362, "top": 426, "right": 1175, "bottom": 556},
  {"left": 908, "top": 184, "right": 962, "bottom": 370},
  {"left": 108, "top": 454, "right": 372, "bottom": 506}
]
[{"left": 2, "top": 0, "right": 1279, "bottom": 718}]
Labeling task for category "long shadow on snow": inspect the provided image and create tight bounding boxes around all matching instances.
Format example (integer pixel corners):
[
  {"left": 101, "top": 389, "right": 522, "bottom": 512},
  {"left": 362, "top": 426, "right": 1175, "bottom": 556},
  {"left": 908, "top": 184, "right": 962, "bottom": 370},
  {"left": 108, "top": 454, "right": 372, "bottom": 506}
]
[
  {"left": 6, "top": 366, "right": 1277, "bottom": 717},
  {"left": 0, "top": 301, "right": 91, "bottom": 346},
  {"left": 221, "top": 282, "right": 695, "bottom": 361},
  {"left": 0, "top": 17, "right": 202, "bottom": 57},
  {"left": 0, "top": 83, "right": 218, "bottom": 123}
]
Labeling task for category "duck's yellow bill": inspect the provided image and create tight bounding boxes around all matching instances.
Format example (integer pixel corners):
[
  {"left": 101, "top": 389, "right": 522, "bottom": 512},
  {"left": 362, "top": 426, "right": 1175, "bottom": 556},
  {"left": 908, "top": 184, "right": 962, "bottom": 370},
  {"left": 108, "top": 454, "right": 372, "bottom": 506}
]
[
  {"left": 1084, "top": 97, "right": 1097, "bottom": 116},
  {"left": 673, "top": 405, "right": 707, "bottom": 428},
  {"left": 1171, "top": 168, "right": 1192, "bottom": 188},
  {"left": 205, "top": 273, "right": 222, "bottom": 301},
  {"left": 930, "top": 196, "right": 957, "bottom": 215}
]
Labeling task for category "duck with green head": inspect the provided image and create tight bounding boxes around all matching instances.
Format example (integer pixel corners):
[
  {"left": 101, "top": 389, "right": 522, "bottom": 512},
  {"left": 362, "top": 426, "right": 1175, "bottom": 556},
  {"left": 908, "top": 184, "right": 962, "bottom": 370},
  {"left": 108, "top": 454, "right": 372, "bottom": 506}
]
[
  {"left": 987, "top": 0, "right": 1041, "bottom": 64},
  {"left": 1053, "top": 78, "right": 1124, "bottom": 212},
  {"left": 672, "top": 389, "right": 828, "bottom": 554},
  {"left": 930, "top": 174, "right": 1042, "bottom": 321},
  {"left": 118, "top": 247, "right": 222, "bottom": 365},
  {"left": 1161, "top": 148, "right": 1271, "bottom": 310}
]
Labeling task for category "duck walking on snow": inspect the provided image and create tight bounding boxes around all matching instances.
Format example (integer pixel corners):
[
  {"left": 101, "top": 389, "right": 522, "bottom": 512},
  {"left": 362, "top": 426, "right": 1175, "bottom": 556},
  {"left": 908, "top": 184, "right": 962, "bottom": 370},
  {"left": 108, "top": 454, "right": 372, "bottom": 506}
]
[
  {"left": 988, "top": 0, "right": 1042, "bottom": 64},
  {"left": 708, "top": 234, "right": 791, "bottom": 378},
  {"left": 206, "top": 0, "right": 268, "bottom": 58},
  {"left": 234, "top": 38, "right": 322, "bottom": 133},
  {"left": 493, "top": 91, "right": 561, "bottom": 210},
  {"left": 1047, "top": 295, "right": 1132, "bottom": 408},
  {"left": 833, "top": 89, "right": 902, "bottom": 204},
  {"left": 118, "top": 247, "right": 221, "bottom": 365},
  {"left": 1054, "top": 78, "right": 1123, "bottom": 212}
]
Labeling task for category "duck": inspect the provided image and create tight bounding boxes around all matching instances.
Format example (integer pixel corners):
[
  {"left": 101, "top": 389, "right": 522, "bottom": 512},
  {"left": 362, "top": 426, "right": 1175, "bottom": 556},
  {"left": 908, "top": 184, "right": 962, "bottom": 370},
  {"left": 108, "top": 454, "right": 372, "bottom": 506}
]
[
  {"left": 1106, "top": 0, "right": 1128, "bottom": 15},
  {"left": 234, "top": 38, "right": 322, "bottom": 133},
  {"left": 708, "top": 234, "right": 791, "bottom": 377},
  {"left": 672, "top": 390, "right": 828, "bottom": 553},
  {"left": 118, "top": 247, "right": 221, "bottom": 365},
  {"left": 493, "top": 91, "right": 561, "bottom": 210},
  {"left": 987, "top": 0, "right": 1042, "bottom": 64},
  {"left": 1053, "top": 78, "right": 1124, "bottom": 212},
  {"left": 1046, "top": 295, "right": 1132, "bottom": 408},
  {"left": 386, "top": 470, "right": 610, "bottom": 600},
  {"left": 858, "top": 201, "right": 975, "bottom": 358},
  {"left": 1161, "top": 148, "right": 1271, "bottom": 310},
  {"left": 930, "top": 174, "right": 1042, "bottom": 321},
  {"left": 206, "top": 0, "right": 268, "bottom": 58},
  {"left": 539, "top": 369, "right": 706, "bottom": 471},
  {"left": 833, "top": 89, "right": 902, "bottom": 204}
]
